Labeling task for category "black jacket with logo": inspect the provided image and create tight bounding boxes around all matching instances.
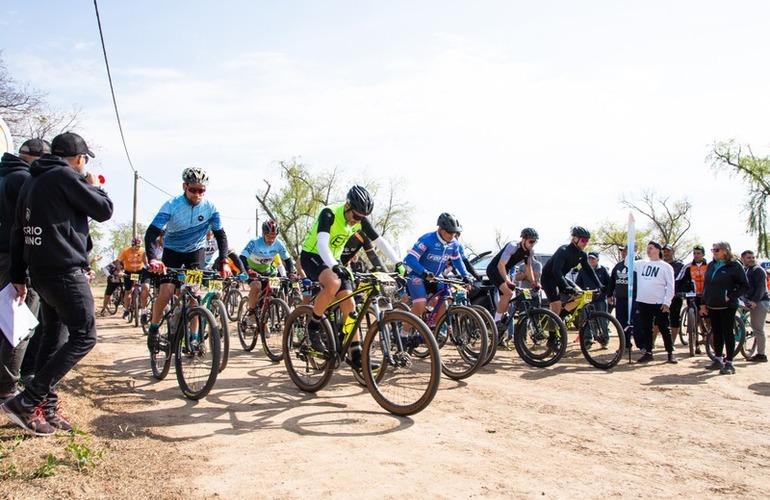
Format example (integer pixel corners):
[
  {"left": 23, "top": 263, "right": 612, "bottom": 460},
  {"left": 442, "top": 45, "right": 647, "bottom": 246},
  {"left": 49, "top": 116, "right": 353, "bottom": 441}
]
[
  {"left": 9, "top": 154, "right": 113, "bottom": 281},
  {"left": 0, "top": 153, "right": 32, "bottom": 253},
  {"left": 701, "top": 259, "right": 749, "bottom": 309}
]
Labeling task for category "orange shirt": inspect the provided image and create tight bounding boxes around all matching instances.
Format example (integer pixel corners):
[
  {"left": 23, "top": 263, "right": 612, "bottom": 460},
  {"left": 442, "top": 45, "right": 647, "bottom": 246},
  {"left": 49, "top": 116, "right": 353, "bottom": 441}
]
[{"left": 118, "top": 247, "right": 146, "bottom": 273}]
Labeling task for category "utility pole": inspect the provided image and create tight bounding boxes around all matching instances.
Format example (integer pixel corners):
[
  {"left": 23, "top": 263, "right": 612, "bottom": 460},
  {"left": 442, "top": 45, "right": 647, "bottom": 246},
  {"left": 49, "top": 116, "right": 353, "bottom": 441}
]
[{"left": 132, "top": 171, "right": 138, "bottom": 237}]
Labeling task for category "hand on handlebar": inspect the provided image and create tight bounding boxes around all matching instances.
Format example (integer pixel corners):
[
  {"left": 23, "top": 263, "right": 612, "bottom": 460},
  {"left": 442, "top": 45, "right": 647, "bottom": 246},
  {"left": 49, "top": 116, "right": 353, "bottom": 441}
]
[
  {"left": 148, "top": 259, "right": 165, "bottom": 273},
  {"left": 422, "top": 270, "right": 435, "bottom": 282}
]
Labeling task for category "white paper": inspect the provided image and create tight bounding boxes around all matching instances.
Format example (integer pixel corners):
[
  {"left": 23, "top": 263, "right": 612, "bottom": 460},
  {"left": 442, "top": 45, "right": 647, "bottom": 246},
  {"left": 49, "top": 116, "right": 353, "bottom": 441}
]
[{"left": 0, "top": 283, "right": 40, "bottom": 347}]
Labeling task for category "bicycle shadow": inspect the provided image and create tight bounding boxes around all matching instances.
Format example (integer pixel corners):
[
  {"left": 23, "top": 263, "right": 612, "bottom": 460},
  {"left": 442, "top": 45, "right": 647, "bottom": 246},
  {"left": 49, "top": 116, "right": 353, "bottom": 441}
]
[{"left": 748, "top": 382, "right": 770, "bottom": 397}]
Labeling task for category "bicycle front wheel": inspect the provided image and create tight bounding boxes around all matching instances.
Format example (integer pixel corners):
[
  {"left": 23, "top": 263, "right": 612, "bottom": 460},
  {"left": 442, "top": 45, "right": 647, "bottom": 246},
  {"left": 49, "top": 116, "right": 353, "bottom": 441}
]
[
  {"left": 363, "top": 310, "right": 441, "bottom": 416},
  {"left": 282, "top": 305, "right": 335, "bottom": 392},
  {"left": 211, "top": 299, "right": 230, "bottom": 372},
  {"left": 513, "top": 308, "right": 567, "bottom": 368},
  {"left": 741, "top": 319, "right": 757, "bottom": 359},
  {"left": 685, "top": 306, "right": 697, "bottom": 357},
  {"left": 579, "top": 311, "right": 625, "bottom": 369},
  {"left": 225, "top": 289, "right": 242, "bottom": 321},
  {"left": 471, "top": 304, "right": 497, "bottom": 366},
  {"left": 435, "top": 306, "right": 487, "bottom": 380},
  {"left": 150, "top": 316, "right": 173, "bottom": 380},
  {"left": 236, "top": 297, "right": 259, "bottom": 351},
  {"left": 175, "top": 306, "right": 221, "bottom": 400},
  {"left": 107, "top": 288, "right": 121, "bottom": 315},
  {"left": 261, "top": 298, "right": 291, "bottom": 362}
]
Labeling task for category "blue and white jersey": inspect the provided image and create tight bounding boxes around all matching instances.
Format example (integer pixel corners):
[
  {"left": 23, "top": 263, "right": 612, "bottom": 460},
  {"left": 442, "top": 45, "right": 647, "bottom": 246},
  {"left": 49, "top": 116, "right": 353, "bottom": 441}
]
[
  {"left": 404, "top": 231, "right": 467, "bottom": 278},
  {"left": 241, "top": 236, "right": 291, "bottom": 273},
  {"left": 149, "top": 195, "right": 223, "bottom": 254}
]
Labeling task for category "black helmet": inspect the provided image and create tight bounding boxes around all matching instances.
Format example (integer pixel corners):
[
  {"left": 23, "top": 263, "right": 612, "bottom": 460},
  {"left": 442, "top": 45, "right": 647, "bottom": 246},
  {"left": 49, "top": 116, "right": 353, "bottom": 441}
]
[
  {"left": 437, "top": 212, "right": 462, "bottom": 233},
  {"left": 346, "top": 185, "right": 374, "bottom": 215},
  {"left": 520, "top": 227, "right": 539, "bottom": 239},
  {"left": 571, "top": 226, "right": 591, "bottom": 238},
  {"left": 182, "top": 167, "right": 209, "bottom": 185},
  {"left": 262, "top": 219, "right": 279, "bottom": 235}
]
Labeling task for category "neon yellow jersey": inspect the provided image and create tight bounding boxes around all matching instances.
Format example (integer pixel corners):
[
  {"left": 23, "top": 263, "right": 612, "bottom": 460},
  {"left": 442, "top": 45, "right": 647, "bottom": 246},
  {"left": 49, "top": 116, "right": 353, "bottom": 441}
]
[{"left": 302, "top": 203, "right": 360, "bottom": 260}]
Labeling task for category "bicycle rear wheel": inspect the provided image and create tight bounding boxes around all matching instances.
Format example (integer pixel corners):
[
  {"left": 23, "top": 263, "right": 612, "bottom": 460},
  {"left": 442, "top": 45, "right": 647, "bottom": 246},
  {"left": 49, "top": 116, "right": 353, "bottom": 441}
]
[
  {"left": 741, "top": 322, "right": 757, "bottom": 359},
  {"left": 685, "top": 306, "right": 697, "bottom": 357},
  {"left": 107, "top": 287, "right": 121, "bottom": 315},
  {"left": 513, "top": 308, "right": 567, "bottom": 368},
  {"left": 225, "top": 289, "right": 242, "bottom": 321},
  {"left": 236, "top": 297, "right": 259, "bottom": 351},
  {"left": 150, "top": 316, "right": 173, "bottom": 380},
  {"left": 579, "top": 311, "right": 625, "bottom": 369},
  {"left": 175, "top": 306, "right": 221, "bottom": 400},
  {"left": 471, "top": 304, "right": 497, "bottom": 366},
  {"left": 211, "top": 299, "right": 230, "bottom": 372},
  {"left": 261, "top": 298, "right": 291, "bottom": 362},
  {"left": 363, "top": 310, "right": 441, "bottom": 416},
  {"left": 434, "top": 306, "right": 487, "bottom": 380},
  {"left": 352, "top": 307, "right": 384, "bottom": 386},
  {"left": 282, "top": 305, "right": 335, "bottom": 392}
]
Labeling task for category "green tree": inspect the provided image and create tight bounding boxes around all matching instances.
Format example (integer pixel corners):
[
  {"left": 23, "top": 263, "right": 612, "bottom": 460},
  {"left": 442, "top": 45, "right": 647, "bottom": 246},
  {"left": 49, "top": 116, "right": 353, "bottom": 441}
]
[
  {"left": 708, "top": 140, "right": 770, "bottom": 256},
  {"left": 107, "top": 221, "right": 147, "bottom": 260},
  {"left": 620, "top": 189, "right": 697, "bottom": 257},
  {"left": 592, "top": 219, "right": 652, "bottom": 264}
]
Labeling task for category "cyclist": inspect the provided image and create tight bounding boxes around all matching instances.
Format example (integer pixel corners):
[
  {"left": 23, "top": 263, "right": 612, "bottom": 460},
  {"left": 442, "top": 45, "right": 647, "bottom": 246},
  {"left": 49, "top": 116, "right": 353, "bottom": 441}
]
[
  {"left": 139, "top": 230, "right": 164, "bottom": 325},
  {"left": 99, "top": 258, "right": 122, "bottom": 316},
  {"left": 340, "top": 229, "right": 386, "bottom": 272},
  {"left": 675, "top": 244, "right": 708, "bottom": 304},
  {"left": 144, "top": 167, "right": 232, "bottom": 353},
  {"left": 299, "top": 185, "right": 400, "bottom": 369},
  {"left": 117, "top": 237, "right": 148, "bottom": 319},
  {"left": 403, "top": 212, "right": 474, "bottom": 324},
  {"left": 541, "top": 226, "right": 602, "bottom": 316},
  {"left": 239, "top": 219, "right": 295, "bottom": 314},
  {"left": 486, "top": 227, "right": 539, "bottom": 331}
]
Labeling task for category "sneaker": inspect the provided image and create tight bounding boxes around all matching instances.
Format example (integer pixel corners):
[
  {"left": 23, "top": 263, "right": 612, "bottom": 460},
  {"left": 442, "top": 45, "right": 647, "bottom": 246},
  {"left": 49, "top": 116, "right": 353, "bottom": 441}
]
[
  {"left": 147, "top": 325, "right": 160, "bottom": 354},
  {"left": 667, "top": 352, "right": 678, "bottom": 364},
  {"left": 748, "top": 354, "right": 768, "bottom": 363},
  {"left": 719, "top": 362, "right": 736, "bottom": 375},
  {"left": 307, "top": 321, "right": 326, "bottom": 352},
  {"left": 495, "top": 320, "right": 507, "bottom": 333},
  {"left": 637, "top": 352, "right": 654, "bottom": 363},
  {"left": 122, "top": 310, "right": 130, "bottom": 319},
  {"left": 43, "top": 404, "right": 73, "bottom": 432},
  {"left": 547, "top": 332, "right": 561, "bottom": 351},
  {"left": 1, "top": 396, "right": 56, "bottom": 436},
  {"left": 99, "top": 308, "right": 107, "bottom": 317},
  {"left": 705, "top": 359, "right": 723, "bottom": 370}
]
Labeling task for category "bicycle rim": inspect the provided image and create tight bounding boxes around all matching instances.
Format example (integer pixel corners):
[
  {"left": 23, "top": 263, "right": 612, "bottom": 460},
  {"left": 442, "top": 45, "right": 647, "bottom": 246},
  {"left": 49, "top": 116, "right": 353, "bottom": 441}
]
[
  {"left": 226, "top": 289, "right": 242, "bottom": 321},
  {"left": 237, "top": 297, "right": 259, "bottom": 351},
  {"left": 514, "top": 308, "right": 567, "bottom": 368},
  {"left": 687, "top": 308, "right": 697, "bottom": 357},
  {"left": 471, "top": 304, "right": 497, "bottom": 366},
  {"left": 212, "top": 299, "right": 230, "bottom": 372},
  {"left": 579, "top": 312, "right": 625, "bottom": 369},
  {"left": 150, "top": 318, "right": 173, "bottom": 380},
  {"left": 175, "top": 306, "right": 221, "bottom": 400},
  {"left": 363, "top": 310, "right": 441, "bottom": 416},
  {"left": 262, "top": 298, "right": 290, "bottom": 362},
  {"left": 435, "top": 306, "right": 486, "bottom": 380},
  {"left": 353, "top": 307, "right": 384, "bottom": 386},
  {"left": 282, "top": 305, "right": 334, "bottom": 392}
]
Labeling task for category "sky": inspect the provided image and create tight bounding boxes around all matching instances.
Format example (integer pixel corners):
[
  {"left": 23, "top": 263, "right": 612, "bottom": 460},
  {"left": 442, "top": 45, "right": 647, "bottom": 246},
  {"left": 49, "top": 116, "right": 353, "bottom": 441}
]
[{"left": 2, "top": 0, "right": 769, "bottom": 263}]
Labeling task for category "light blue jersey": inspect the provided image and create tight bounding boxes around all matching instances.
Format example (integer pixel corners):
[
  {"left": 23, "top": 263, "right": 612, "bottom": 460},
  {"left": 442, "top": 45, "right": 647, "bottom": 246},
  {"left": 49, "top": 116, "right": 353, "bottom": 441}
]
[
  {"left": 150, "top": 195, "right": 223, "bottom": 253},
  {"left": 241, "top": 237, "right": 291, "bottom": 274}
]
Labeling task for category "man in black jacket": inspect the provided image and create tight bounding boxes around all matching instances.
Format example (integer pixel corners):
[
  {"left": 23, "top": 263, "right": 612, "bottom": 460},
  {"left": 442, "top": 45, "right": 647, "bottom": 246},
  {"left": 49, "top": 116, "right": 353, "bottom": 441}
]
[
  {"left": 1, "top": 132, "right": 113, "bottom": 436},
  {"left": 0, "top": 139, "right": 49, "bottom": 401},
  {"left": 740, "top": 250, "right": 768, "bottom": 362}
]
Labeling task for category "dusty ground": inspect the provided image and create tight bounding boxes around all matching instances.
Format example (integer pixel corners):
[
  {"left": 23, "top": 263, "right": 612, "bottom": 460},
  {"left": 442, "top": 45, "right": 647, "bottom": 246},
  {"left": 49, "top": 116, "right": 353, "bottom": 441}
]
[{"left": 1, "top": 286, "right": 769, "bottom": 499}]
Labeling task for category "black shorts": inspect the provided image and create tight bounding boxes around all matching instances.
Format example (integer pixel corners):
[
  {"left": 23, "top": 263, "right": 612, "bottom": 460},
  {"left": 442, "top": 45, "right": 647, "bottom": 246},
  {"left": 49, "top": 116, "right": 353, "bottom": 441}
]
[
  {"left": 159, "top": 248, "right": 205, "bottom": 285},
  {"left": 105, "top": 279, "right": 121, "bottom": 296},
  {"left": 123, "top": 271, "right": 141, "bottom": 290},
  {"left": 486, "top": 266, "right": 506, "bottom": 288},
  {"left": 669, "top": 296, "right": 683, "bottom": 328},
  {"left": 540, "top": 275, "right": 562, "bottom": 303},
  {"left": 300, "top": 251, "right": 354, "bottom": 292}
]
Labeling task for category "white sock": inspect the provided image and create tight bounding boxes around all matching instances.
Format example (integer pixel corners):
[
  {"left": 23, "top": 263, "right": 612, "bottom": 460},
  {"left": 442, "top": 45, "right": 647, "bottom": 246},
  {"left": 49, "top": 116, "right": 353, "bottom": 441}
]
[{"left": 494, "top": 312, "right": 502, "bottom": 321}]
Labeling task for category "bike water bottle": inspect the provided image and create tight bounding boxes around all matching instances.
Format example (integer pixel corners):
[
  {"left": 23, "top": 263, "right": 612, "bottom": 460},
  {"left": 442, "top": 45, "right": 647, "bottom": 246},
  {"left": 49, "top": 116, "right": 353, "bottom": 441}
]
[
  {"left": 302, "top": 278, "right": 312, "bottom": 298},
  {"left": 342, "top": 311, "right": 358, "bottom": 336}
]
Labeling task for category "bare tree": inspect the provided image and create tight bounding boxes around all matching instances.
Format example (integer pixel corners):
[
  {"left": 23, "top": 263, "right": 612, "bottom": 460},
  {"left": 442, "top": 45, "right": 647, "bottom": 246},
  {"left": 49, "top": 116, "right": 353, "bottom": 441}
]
[
  {"left": 620, "top": 189, "right": 695, "bottom": 256},
  {"left": 708, "top": 140, "right": 770, "bottom": 256}
]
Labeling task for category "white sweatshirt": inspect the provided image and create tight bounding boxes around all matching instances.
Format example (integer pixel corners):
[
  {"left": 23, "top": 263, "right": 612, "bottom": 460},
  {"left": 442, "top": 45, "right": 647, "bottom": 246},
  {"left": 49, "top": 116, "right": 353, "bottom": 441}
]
[{"left": 635, "top": 260, "right": 675, "bottom": 307}]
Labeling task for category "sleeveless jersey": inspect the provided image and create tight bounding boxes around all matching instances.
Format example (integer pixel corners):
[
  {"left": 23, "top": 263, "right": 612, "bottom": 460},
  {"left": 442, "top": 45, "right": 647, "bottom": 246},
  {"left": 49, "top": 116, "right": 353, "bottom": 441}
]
[{"left": 302, "top": 203, "right": 360, "bottom": 260}]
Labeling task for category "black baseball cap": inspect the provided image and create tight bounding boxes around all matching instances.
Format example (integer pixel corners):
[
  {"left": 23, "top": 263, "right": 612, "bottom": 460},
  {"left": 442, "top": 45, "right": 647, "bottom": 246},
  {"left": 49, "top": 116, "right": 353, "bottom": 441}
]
[
  {"left": 19, "top": 138, "right": 51, "bottom": 157},
  {"left": 50, "top": 132, "right": 95, "bottom": 158},
  {"left": 588, "top": 251, "right": 599, "bottom": 259}
]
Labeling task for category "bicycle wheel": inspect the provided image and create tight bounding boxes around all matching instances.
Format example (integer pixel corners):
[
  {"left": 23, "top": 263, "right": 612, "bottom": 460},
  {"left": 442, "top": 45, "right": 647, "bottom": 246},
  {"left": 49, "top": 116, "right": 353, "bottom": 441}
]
[
  {"left": 261, "top": 298, "right": 291, "bottom": 362},
  {"left": 705, "top": 330, "right": 717, "bottom": 361},
  {"left": 150, "top": 315, "right": 173, "bottom": 380},
  {"left": 175, "top": 306, "right": 221, "bottom": 400},
  {"left": 211, "top": 299, "right": 230, "bottom": 372},
  {"left": 236, "top": 297, "right": 259, "bottom": 351},
  {"left": 106, "top": 287, "right": 121, "bottom": 315},
  {"left": 741, "top": 320, "right": 757, "bottom": 359},
  {"left": 471, "top": 304, "right": 497, "bottom": 366},
  {"left": 579, "top": 311, "right": 625, "bottom": 369},
  {"left": 513, "top": 308, "right": 567, "bottom": 368},
  {"left": 363, "top": 310, "right": 441, "bottom": 416},
  {"left": 225, "top": 289, "right": 242, "bottom": 321},
  {"left": 434, "top": 305, "right": 487, "bottom": 380},
  {"left": 685, "top": 306, "right": 697, "bottom": 357},
  {"left": 352, "top": 307, "right": 383, "bottom": 386},
  {"left": 282, "top": 305, "right": 335, "bottom": 392}
]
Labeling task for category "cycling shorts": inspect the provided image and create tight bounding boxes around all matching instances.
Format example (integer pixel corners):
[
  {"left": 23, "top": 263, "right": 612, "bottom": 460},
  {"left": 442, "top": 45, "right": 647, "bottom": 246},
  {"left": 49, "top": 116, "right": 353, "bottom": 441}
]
[
  {"left": 300, "top": 251, "right": 354, "bottom": 292},
  {"left": 540, "top": 275, "right": 562, "bottom": 303},
  {"left": 159, "top": 248, "right": 205, "bottom": 285},
  {"left": 123, "top": 272, "right": 141, "bottom": 290},
  {"left": 105, "top": 279, "right": 121, "bottom": 296},
  {"left": 405, "top": 274, "right": 442, "bottom": 301},
  {"left": 486, "top": 266, "right": 506, "bottom": 288}
]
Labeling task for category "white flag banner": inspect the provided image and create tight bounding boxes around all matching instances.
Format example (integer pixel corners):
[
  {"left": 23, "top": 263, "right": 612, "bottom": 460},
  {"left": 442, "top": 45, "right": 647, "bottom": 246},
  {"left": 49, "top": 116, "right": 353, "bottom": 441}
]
[{"left": 627, "top": 212, "right": 635, "bottom": 326}]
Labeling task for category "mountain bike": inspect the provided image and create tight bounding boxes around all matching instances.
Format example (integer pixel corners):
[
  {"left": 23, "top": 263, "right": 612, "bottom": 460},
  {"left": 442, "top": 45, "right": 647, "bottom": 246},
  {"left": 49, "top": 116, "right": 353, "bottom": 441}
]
[
  {"left": 236, "top": 276, "right": 291, "bottom": 361},
  {"left": 105, "top": 280, "right": 124, "bottom": 315},
  {"left": 705, "top": 303, "right": 756, "bottom": 361},
  {"left": 221, "top": 276, "right": 243, "bottom": 321},
  {"left": 124, "top": 273, "right": 141, "bottom": 328},
  {"left": 283, "top": 271, "right": 440, "bottom": 416},
  {"left": 450, "top": 281, "right": 498, "bottom": 366},
  {"left": 680, "top": 292, "right": 710, "bottom": 356},
  {"left": 149, "top": 267, "right": 222, "bottom": 400},
  {"left": 201, "top": 275, "right": 235, "bottom": 372},
  {"left": 416, "top": 276, "right": 488, "bottom": 380},
  {"left": 559, "top": 289, "right": 625, "bottom": 369}
]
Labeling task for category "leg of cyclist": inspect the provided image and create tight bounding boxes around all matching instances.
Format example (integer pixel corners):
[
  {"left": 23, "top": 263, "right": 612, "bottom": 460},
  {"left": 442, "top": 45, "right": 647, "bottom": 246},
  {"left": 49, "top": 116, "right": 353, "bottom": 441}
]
[
  {"left": 488, "top": 266, "right": 512, "bottom": 331},
  {"left": 248, "top": 278, "right": 263, "bottom": 310},
  {"left": 122, "top": 274, "right": 133, "bottom": 318}
]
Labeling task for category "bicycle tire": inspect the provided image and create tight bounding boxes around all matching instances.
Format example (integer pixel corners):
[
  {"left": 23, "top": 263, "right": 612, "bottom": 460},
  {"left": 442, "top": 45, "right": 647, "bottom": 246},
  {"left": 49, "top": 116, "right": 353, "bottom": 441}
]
[
  {"left": 211, "top": 299, "right": 230, "bottom": 372},
  {"left": 434, "top": 305, "right": 487, "bottom": 380},
  {"left": 236, "top": 297, "right": 259, "bottom": 351},
  {"left": 391, "top": 301, "right": 411, "bottom": 312},
  {"left": 686, "top": 307, "right": 697, "bottom": 357},
  {"left": 579, "top": 311, "right": 625, "bottom": 370},
  {"left": 225, "top": 289, "right": 242, "bottom": 321},
  {"left": 150, "top": 315, "right": 173, "bottom": 380},
  {"left": 175, "top": 306, "right": 221, "bottom": 400},
  {"left": 471, "top": 304, "right": 497, "bottom": 366},
  {"left": 352, "top": 307, "right": 385, "bottom": 386},
  {"left": 132, "top": 289, "right": 140, "bottom": 327},
  {"left": 106, "top": 287, "right": 121, "bottom": 315},
  {"left": 740, "top": 320, "right": 757, "bottom": 359},
  {"left": 363, "top": 310, "right": 441, "bottom": 416},
  {"left": 513, "top": 308, "right": 567, "bottom": 368},
  {"left": 261, "top": 298, "right": 291, "bottom": 362},
  {"left": 282, "top": 305, "right": 335, "bottom": 392}
]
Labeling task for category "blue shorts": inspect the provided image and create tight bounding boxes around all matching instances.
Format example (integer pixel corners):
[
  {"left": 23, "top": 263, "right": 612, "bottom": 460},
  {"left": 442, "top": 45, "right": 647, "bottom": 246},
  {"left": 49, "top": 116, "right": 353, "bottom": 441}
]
[{"left": 405, "top": 274, "right": 443, "bottom": 301}]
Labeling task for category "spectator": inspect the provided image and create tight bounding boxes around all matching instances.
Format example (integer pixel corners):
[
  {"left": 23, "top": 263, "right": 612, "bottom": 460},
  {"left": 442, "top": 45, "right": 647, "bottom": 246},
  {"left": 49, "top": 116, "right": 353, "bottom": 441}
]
[
  {"left": 634, "top": 241, "right": 677, "bottom": 364},
  {"left": 607, "top": 245, "right": 634, "bottom": 351},
  {"left": 661, "top": 244, "right": 684, "bottom": 348},
  {"left": 701, "top": 242, "right": 749, "bottom": 375},
  {"left": 576, "top": 251, "right": 610, "bottom": 313},
  {"left": 3, "top": 132, "right": 113, "bottom": 436},
  {"left": 0, "top": 138, "right": 49, "bottom": 401},
  {"left": 740, "top": 250, "right": 767, "bottom": 363}
]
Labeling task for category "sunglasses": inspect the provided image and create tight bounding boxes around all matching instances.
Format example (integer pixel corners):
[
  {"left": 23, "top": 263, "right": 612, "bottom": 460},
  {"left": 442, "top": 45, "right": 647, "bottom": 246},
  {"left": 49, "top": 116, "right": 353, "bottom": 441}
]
[
  {"left": 350, "top": 211, "right": 366, "bottom": 221},
  {"left": 187, "top": 187, "right": 206, "bottom": 195},
  {"left": 81, "top": 154, "right": 90, "bottom": 164},
  {"left": 711, "top": 248, "right": 721, "bottom": 253},
  {"left": 527, "top": 239, "right": 538, "bottom": 244},
  {"left": 578, "top": 237, "right": 589, "bottom": 244}
]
